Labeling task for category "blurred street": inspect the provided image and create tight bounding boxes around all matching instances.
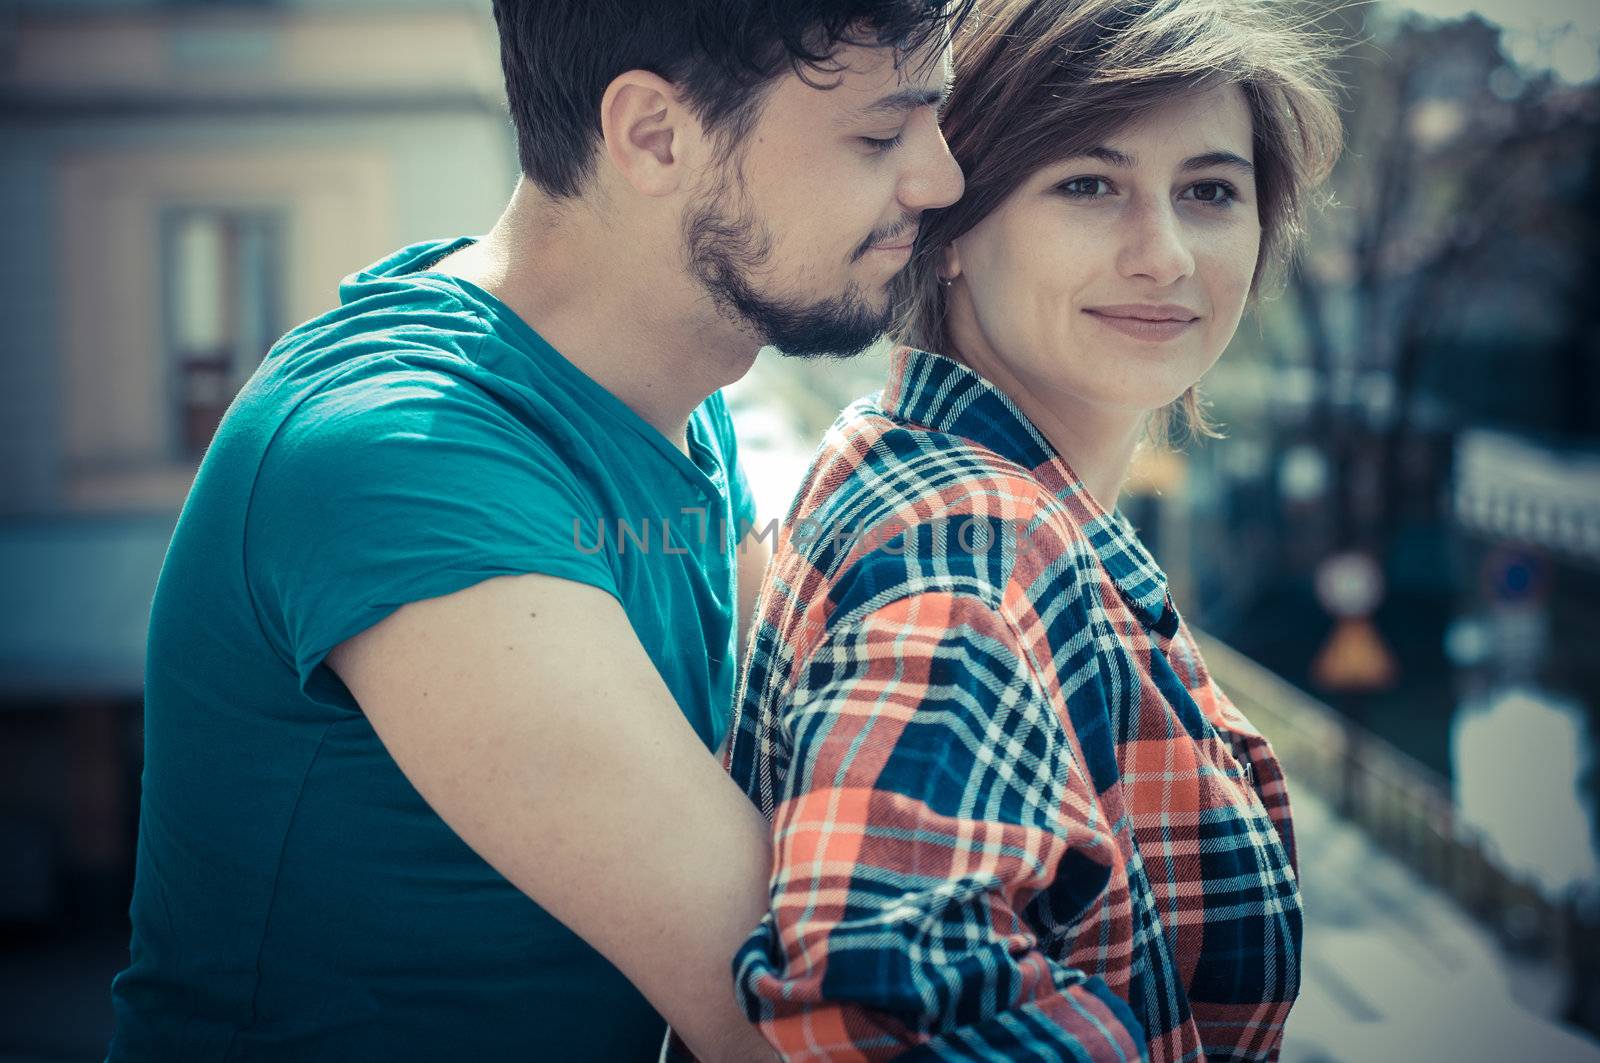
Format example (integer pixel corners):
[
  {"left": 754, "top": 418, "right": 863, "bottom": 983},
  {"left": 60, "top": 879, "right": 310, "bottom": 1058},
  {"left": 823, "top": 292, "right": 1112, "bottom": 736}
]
[{"left": 1286, "top": 789, "right": 1600, "bottom": 1063}]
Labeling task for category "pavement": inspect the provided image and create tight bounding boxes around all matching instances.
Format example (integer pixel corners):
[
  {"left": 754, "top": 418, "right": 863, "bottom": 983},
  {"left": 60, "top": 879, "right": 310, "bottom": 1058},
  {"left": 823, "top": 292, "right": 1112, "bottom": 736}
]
[{"left": 1283, "top": 787, "right": 1600, "bottom": 1062}]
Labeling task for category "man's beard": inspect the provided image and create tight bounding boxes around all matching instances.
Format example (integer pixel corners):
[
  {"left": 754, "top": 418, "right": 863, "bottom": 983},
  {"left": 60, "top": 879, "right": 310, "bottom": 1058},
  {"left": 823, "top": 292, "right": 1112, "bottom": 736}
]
[{"left": 683, "top": 168, "right": 896, "bottom": 359}]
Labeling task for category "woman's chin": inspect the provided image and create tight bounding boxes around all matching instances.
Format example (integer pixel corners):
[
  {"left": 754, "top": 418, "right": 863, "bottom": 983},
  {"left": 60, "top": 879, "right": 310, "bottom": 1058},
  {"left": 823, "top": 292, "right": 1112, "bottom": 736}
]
[{"left": 1060, "top": 381, "right": 1203, "bottom": 419}]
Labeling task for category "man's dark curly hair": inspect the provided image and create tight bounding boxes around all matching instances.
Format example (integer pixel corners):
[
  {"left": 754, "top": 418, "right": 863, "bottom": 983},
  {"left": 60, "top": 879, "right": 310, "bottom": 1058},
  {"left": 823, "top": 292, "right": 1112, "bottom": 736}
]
[{"left": 491, "top": 0, "right": 977, "bottom": 198}]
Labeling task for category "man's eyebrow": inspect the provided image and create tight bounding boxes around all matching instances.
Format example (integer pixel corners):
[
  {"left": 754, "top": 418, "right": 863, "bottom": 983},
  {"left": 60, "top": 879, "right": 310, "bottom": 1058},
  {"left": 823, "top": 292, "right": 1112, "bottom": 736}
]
[
  {"left": 840, "top": 85, "right": 948, "bottom": 126},
  {"left": 1070, "top": 146, "right": 1255, "bottom": 174}
]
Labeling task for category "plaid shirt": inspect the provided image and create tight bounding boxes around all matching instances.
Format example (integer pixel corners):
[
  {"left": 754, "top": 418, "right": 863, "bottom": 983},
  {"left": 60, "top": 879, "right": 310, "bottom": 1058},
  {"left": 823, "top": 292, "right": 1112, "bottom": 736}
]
[{"left": 723, "top": 346, "right": 1301, "bottom": 1062}]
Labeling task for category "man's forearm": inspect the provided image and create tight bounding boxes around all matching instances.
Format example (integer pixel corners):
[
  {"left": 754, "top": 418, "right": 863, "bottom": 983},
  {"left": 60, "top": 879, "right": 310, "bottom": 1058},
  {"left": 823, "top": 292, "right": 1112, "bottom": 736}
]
[{"left": 326, "top": 572, "right": 776, "bottom": 1060}]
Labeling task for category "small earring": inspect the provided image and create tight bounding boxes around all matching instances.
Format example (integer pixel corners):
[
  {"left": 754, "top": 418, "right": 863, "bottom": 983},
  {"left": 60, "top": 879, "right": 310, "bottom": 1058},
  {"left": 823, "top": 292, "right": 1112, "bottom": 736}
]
[{"left": 938, "top": 275, "right": 955, "bottom": 288}]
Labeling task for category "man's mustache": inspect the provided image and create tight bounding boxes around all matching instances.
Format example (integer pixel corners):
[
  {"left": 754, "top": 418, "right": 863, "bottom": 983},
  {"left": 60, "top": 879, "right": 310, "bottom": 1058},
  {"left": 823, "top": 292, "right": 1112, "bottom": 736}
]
[{"left": 850, "top": 216, "right": 921, "bottom": 263}]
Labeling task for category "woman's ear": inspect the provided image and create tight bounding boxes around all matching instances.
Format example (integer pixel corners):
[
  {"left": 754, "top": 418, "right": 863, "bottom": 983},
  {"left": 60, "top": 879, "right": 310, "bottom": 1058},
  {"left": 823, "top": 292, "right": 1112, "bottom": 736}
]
[{"left": 937, "top": 243, "right": 962, "bottom": 283}]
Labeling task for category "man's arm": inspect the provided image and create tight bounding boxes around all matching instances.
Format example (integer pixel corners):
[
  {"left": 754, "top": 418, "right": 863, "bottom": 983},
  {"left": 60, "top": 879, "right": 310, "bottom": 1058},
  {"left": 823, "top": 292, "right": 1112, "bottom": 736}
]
[
  {"left": 733, "top": 585, "right": 1146, "bottom": 1061},
  {"left": 735, "top": 516, "right": 773, "bottom": 670},
  {"left": 327, "top": 572, "right": 776, "bottom": 1063},
  {"left": 716, "top": 520, "right": 773, "bottom": 766}
]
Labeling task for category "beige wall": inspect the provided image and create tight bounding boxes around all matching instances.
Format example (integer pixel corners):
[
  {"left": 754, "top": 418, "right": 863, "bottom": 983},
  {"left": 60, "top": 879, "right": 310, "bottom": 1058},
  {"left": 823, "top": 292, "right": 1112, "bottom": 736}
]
[
  {"left": 8, "top": 8, "right": 504, "bottom": 102},
  {"left": 21, "top": 4, "right": 511, "bottom": 513},
  {"left": 58, "top": 147, "right": 394, "bottom": 511}
]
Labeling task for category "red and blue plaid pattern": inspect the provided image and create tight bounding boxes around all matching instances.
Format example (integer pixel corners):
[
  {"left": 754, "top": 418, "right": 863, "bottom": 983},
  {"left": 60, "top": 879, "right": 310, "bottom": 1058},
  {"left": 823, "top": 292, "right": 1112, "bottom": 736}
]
[{"left": 724, "top": 346, "right": 1301, "bottom": 1062}]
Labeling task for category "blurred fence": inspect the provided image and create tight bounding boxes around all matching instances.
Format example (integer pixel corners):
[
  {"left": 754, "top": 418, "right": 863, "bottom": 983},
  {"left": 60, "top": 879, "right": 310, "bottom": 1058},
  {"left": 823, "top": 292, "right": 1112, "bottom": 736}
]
[{"left": 1195, "top": 631, "right": 1600, "bottom": 1028}]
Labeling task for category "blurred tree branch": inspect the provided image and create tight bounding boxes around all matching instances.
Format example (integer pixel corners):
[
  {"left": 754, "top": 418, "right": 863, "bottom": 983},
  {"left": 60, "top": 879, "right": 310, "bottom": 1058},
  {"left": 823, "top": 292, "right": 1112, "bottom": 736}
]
[{"left": 1278, "top": 7, "right": 1600, "bottom": 553}]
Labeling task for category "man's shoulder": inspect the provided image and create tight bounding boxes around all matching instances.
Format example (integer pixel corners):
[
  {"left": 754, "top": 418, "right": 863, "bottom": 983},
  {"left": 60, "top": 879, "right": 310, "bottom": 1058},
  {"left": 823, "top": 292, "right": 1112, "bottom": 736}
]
[
  {"left": 246, "top": 280, "right": 550, "bottom": 456},
  {"left": 264, "top": 273, "right": 491, "bottom": 388},
  {"left": 233, "top": 331, "right": 585, "bottom": 541}
]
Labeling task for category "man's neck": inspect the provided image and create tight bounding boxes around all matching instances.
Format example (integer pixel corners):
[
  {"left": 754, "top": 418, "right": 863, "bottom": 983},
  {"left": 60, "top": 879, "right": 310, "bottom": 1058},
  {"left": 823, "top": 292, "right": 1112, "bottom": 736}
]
[{"left": 433, "top": 182, "right": 760, "bottom": 454}]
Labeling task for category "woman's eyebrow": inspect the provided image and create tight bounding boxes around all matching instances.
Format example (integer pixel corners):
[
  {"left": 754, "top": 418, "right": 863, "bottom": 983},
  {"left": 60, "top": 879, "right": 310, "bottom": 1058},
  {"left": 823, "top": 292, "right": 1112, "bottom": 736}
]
[
  {"left": 1065, "top": 146, "right": 1255, "bottom": 175},
  {"left": 1081, "top": 145, "right": 1135, "bottom": 167},
  {"left": 1181, "top": 150, "right": 1255, "bottom": 175}
]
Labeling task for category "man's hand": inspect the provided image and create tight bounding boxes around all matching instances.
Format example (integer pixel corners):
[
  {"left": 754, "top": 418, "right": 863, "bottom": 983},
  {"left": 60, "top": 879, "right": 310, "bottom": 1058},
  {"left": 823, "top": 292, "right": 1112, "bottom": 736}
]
[{"left": 328, "top": 572, "right": 776, "bottom": 1063}]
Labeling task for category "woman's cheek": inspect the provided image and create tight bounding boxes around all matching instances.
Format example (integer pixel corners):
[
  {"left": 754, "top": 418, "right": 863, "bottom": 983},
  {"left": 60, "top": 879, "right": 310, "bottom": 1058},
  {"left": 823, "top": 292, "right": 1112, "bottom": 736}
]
[
  {"left": 1225, "top": 223, "right": 1262, "bottom": 295},
  {"left": 1204, "top": 238, "right": 1258, "bottom": 358},
  {"left": 1201, "top": 232, "right": 1256, "bottom": 316}
]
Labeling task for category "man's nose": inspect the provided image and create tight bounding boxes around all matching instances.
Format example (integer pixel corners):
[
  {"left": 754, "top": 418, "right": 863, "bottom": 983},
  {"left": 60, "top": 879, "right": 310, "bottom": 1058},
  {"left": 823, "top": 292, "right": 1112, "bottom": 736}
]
[{"left": 898, "top": 110, "right": 965, "bottom": 212}]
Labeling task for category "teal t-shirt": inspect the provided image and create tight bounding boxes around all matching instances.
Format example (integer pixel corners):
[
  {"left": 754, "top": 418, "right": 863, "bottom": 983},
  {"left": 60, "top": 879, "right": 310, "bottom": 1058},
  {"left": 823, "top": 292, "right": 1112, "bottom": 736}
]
[{"left": 108, "top": 238, "right": 757, "bottom": 1061}]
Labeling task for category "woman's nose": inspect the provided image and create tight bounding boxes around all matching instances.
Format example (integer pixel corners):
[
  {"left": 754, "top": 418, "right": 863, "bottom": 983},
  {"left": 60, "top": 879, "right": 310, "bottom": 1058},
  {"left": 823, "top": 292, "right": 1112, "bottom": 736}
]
[{"left": 1116, "top": 201, "right": 1195, "bottom": 286}]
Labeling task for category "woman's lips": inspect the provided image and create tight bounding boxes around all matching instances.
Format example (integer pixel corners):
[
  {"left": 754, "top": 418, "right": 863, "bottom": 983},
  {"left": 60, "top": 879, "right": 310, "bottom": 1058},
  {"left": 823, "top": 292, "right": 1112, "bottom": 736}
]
[{"left": 1083, "top": 308, "right": 1199, "bottom": 342}]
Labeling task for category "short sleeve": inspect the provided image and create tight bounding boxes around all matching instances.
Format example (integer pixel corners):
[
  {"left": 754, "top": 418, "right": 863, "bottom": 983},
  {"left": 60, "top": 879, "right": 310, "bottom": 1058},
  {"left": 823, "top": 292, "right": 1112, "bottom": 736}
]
[{"left": 244, "top": 367, "right": 620, "bottom": 696}]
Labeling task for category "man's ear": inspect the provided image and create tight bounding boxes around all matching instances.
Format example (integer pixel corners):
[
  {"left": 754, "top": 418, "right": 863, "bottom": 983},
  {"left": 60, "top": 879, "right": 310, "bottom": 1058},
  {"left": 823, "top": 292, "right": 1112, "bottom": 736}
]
[{"left": 599, "top": 70, "right": 700, "bottom": 197}]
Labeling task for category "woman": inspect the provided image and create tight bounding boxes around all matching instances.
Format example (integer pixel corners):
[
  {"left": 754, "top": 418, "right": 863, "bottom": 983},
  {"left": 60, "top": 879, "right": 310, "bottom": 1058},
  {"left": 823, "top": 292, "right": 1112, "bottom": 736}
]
[{"left": 724, "top": 0, "right": 1342, "bottom": 1059}]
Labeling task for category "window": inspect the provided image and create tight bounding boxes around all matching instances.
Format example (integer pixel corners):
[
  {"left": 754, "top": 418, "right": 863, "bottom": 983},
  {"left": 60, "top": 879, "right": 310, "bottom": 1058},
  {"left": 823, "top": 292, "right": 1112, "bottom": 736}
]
[
  {"left": 161, "top": 208, "right": 283, "bottom": 461},
  {"left": 59, "top": 146, "right": 392, "bottom": 512}
]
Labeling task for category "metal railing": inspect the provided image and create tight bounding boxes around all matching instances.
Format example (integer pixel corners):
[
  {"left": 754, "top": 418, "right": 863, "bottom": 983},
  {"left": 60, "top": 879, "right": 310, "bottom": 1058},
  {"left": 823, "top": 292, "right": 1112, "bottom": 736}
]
[{"left": 1194, "top": 630, "right": 1598, "bottom": 1027}]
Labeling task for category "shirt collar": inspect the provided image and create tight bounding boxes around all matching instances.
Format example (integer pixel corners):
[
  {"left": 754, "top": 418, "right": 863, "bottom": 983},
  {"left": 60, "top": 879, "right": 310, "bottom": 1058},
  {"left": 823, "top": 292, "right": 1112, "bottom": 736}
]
[{"left": 882, "top": 345, "right": 1173, "bottom": 629}]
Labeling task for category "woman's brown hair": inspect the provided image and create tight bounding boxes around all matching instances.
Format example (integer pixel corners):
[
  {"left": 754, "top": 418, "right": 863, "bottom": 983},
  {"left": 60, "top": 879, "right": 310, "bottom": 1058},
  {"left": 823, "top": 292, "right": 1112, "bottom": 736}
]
[{"left": 891, "top": 0, "right": 1344, "bottom": 446}]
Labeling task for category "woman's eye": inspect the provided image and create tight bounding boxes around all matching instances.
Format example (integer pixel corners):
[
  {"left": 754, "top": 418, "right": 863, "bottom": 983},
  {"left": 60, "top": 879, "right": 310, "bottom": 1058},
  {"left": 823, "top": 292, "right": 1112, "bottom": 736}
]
[
  {"left": 860, "top": 132, "right": 905, "bottom": 153},
  {"left": 1059, "top": 177, "right": 1112, "bottom": 197},
  {"left": 1185, "top": 181, "right": 1239, "bottom": 205}
]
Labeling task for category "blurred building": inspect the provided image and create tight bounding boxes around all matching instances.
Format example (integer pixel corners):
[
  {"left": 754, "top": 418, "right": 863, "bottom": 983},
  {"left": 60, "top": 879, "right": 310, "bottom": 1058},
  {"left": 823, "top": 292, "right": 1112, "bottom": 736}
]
[
  {"left": 1448, "top": 429, "right": 1600, "bottom": 894},
  {"left": 0, "top": 0, "right": 515, "bottom": 924}
]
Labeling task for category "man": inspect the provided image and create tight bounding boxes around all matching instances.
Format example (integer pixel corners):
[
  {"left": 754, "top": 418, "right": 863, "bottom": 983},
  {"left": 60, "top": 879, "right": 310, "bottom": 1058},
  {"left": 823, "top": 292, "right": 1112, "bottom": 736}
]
[{"left": 106, "top": 2, "right": 966, "bottom": 1060}]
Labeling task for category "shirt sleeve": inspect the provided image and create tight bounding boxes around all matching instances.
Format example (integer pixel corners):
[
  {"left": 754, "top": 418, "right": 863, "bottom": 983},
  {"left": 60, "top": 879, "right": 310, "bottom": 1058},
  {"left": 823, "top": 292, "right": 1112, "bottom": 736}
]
[
  {"left": 733, "top": 585, "right": 1147, "bottom": 1062},
  {"left": 244, "top": 366, "right": 620, "bottom": 697}
]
